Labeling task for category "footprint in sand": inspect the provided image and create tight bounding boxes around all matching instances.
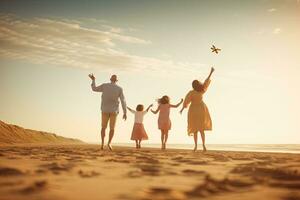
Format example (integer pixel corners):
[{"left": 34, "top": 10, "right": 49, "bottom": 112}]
[
  {"left": 0, "top": 167, "right": 24, "bottom": 176},
  {"left": 128, "top": 164, "right": 161, "bottom": 177},
  {"left": 135, "top": 156, "right": 160, "bottom": 164},
  {"left": 282, "top": 192, "right": 300, "bottom": 200},
  {"left": 19, "top": 180, "right": 48, "bottom": 194},
  {"left": 105, "top": 158, "right": 131, "bottom": 163},
  {"left": 39, "top": 162, "right": 73, "bottom": 174},
  {"left": 142, "top": 187, "right": 186, "bottom": 200},
  {"left": 230, "top": 164, "right": 300, "bottom": 189},
  {"left": 66, "top": 155, "right": 85, "bottom": 162},
  {"left": 185, "top": 175, "right": 255, "bottom": 198},
  {"left": 34, "top": 168, "right": 47, "bottom": 174},
  {"left": 0, "top": 180, "right": 24, "bottom": 187},
  {"left": 182, "top": 169, "right": 206, "bottom": 175},
  {"left": 78, "top": 170, "right": 100, "bottom": 178},
  {"left": 231, "top": 164, "right": 300, "bottom": 181}
]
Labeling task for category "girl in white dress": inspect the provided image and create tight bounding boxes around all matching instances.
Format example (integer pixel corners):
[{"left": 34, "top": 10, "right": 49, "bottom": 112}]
[{"left": 127, "top": 104, "right": 153, "bottom": 149}]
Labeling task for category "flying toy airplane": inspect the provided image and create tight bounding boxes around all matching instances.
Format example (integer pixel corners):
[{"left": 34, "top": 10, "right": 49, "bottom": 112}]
[{"left": 211, "top": 45, "right": 221, "bottom": 54}]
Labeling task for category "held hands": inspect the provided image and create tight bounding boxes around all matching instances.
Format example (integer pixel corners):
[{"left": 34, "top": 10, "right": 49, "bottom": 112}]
[
  {"left": 179, "top": 107, "right": 184, "bottom": 115},
  {"left": 146, "top": 104, "right": 153, "bottom": 112},
  {"left": 179, "top": 98, "right": 184, "bottom": 114},
  {"left": 88, "top": 73, "right": 95, "bottom": 80},
  {"left": 174, "top": 98, "right": 184, "bottom": 108},
  {"left": 150, "top": 107, "right": 158, "bottom": 114}
]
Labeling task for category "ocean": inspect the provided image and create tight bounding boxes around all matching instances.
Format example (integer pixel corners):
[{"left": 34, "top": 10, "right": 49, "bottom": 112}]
[{"left": 115, "top": 143, "right": 300, "bottom": 154}]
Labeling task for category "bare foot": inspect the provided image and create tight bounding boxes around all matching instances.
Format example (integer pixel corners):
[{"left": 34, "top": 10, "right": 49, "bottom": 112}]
[
  {"left": 136, "top": 144, "right": 139, "bottom": 149},
  {"left": 101, "top": 144, "right": 104, "bottom": 150},
  {"left": 193, "top": 146, "right": 198, "bottom": 152},
  {"left": 138, "top": 144, "right": 141, "bottom": 149},
  {"left": 203, "top": 145, "right": 207, "bottom": 152},
  {"left": 108, "top": 144, "right": 113, "bottom": 151}
]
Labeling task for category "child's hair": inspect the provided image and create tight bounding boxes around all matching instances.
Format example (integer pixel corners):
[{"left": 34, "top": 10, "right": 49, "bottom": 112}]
[
  {"left": 157, "top": 95, "right": 170, "bottom": 104},
  {"left": 192, "top": 80, "right": 204, "bottom": 92},
  {"left": 136, "top": 104, "right": 144, "bottom": 111}
]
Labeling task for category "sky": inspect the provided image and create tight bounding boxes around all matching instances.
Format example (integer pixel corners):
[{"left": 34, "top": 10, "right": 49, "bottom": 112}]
[{"left": 0, "top": 0, "right": 299, "bottom": 144}]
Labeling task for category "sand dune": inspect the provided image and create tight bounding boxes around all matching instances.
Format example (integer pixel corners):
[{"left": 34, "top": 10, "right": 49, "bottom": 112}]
[
  {"left": 0, "top": 121, "right": 83, "bottom": 145},
  {"left": 0, "top": 144, "right": 299, "bottom": 200}
]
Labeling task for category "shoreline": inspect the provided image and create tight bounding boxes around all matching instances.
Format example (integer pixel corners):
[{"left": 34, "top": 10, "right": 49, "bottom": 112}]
[{"left": 1, "top": 143, "right": 299, "bottom": 154}]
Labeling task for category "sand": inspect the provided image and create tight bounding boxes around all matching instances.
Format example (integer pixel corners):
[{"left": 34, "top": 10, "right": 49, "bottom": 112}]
[
  {"left": 0, "top": 121, "right": 82, "bottom": 145},
  {"left": 0, "top": 144, "right": 299, "bottom": 200}
]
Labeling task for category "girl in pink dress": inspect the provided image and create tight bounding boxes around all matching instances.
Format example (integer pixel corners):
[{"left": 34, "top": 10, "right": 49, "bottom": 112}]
[
  {"left": 127, "top": 104, "right": 153, "bottom": 149},
  {"left": 151, "top": 96, "right": 183, "bottom": 149}
]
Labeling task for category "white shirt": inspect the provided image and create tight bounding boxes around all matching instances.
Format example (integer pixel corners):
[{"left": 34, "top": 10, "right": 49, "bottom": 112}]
[{"left": 129, "top": 110, "right": 147, "bottom": 124}]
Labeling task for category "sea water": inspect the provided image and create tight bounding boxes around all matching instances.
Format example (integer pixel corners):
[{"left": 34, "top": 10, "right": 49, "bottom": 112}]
[{"left": 115, "top": 143, "right": 300, "bottom": 154}]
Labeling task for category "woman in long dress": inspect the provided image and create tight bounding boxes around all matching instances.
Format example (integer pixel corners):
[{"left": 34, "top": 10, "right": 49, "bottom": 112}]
[{"left": 180, "top": 67, "right": 214, "bottom": 152}]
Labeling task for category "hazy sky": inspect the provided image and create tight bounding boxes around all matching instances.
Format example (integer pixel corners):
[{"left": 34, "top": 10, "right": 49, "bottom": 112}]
[{"left": 0, "top": 0, "right": 299, "bottom": 144}]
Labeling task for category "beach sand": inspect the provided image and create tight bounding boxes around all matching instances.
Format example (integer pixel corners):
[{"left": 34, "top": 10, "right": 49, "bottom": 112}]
[
  {"left": 0, "top": 121, "right": 83, "bottom": 145},
  {"left": 0, "top": 144, "right": 299, "bottom": 200}
]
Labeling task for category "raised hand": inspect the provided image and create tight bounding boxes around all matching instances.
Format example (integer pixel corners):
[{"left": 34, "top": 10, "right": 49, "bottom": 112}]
[
  {"left": 206, "top": 67, "right": 215, "bottom": 80},
  {"left": 88, "top": 73, "right": 95, "bottom": 80}
]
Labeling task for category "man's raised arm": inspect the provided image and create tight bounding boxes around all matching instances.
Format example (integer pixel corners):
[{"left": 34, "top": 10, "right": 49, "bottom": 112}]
[{"left": 89, "top": 73, "right": 103, "bottom": 92}]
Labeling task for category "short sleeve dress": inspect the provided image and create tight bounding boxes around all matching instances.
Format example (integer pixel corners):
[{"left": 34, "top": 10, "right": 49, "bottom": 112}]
[
  {"left": 183, "top": 79, "right": 212, "bottom": 135},
  {"left": 158, "top": 104, "right": 171, "bottom": 131},
  {"left": 129, "top": 110, "right": 148, "bottom": 140}
]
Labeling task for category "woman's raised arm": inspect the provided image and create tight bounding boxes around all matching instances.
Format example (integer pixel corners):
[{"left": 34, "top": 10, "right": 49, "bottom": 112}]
[
  {"left": 202, "top": 67, "right": 215, "bottom": 93},
  {"left": 206, "top": 67, "right": 215, "bottom": 81}
]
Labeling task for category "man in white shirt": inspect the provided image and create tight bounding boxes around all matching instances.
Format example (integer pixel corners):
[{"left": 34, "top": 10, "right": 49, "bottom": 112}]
[{"left": 89, "top": 74, "right": 127, "bottom": 150}]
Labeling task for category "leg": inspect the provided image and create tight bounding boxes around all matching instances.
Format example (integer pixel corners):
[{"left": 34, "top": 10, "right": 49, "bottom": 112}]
[
  {"left": 164, "top": 130, "right": 169, "bottom": 149},
  {"left": 160, "top": 130, "right": 164, "bottom": 149},
  {"left": 107, "top": 113, "right": 117, "bottom": 151},
  {"left": 135, "top": 140, "right": 138, "bottom": 149},
  {"left": 200, "top": 130, "right": 206, "bottom": 152},
  {"left": 101, "top": 113, "right": 109, "bottom": 150},
  {"left": 138, "top": 139, "right": 141, "bottom": 148},
  {"left": 101, "top": 128, "right": 106, "bottom": 150},
  {"left": 107, "top": 129, "right": 114, "bottom": 151},
  {"left": 193, "top": 132, "right": 198, "bottom": 151}
]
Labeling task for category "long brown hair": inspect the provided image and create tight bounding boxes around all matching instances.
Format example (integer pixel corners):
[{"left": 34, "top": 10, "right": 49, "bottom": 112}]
[
  {"left": 192, "top": 80, "right": 204, "bottom": 92},
  {"left": 157, "top": 95, "right": 170, "bottom": 104}
]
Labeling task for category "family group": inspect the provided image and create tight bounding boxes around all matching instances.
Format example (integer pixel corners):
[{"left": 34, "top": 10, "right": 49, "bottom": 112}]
[{"left": 89, "top": 67, "right": 214, "bottom": 152}]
